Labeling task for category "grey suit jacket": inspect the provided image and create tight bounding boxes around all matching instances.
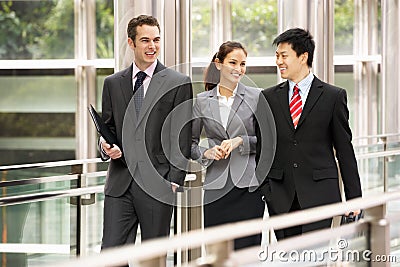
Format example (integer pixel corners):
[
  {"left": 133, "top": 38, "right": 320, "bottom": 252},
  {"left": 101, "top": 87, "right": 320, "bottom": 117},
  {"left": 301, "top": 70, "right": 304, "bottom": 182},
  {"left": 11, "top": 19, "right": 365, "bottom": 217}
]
[
  {"left": 100, "top": 61, "right": 193, "bottom": 198},
  {"left": 191, "top": 83, "right": 260, "bottom": 189}
]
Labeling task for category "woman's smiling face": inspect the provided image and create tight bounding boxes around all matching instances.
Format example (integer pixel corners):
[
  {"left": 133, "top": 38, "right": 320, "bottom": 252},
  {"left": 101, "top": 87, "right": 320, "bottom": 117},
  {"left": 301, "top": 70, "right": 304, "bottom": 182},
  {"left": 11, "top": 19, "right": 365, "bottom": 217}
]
[{"left": 216, "top": 48, "right": 247, "bottom": 89}]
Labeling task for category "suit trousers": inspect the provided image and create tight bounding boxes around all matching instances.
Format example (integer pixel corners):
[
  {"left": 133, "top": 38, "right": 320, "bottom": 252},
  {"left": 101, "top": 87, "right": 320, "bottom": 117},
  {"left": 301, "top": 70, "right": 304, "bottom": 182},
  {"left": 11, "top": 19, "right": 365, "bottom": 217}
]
[
  {"left": 274, "top": 193, "right": 332, "bottom": 240},
  {"left": 101, "top": 169, "right": 174, "bottom": 254}
]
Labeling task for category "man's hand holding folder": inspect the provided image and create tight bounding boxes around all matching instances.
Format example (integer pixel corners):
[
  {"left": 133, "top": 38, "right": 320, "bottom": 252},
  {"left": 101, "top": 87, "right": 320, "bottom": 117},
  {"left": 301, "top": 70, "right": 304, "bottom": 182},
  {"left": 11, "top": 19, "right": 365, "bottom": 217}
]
[
  {"left": 101, "top": 140, "right": 122, "bottom": 159},
  {"left": 88, "top": 104, "right": 122, "bottom": 159},
  {"left": 88, "top": 104, "right": 118, "bottom": 146}
]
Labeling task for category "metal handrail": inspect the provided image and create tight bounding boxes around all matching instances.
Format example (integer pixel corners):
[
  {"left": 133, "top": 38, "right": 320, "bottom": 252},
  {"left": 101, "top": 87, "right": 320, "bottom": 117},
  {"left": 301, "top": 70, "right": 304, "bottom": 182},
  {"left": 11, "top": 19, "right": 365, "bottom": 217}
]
[
  {"left": 355, "top": 148, "right": 400, "bottom": 160},
  {"left": 0, "top": 173, "right": 80, "bottom": 188},
  {"left": 0, "top": 133, "right": 398, "bottom": 172},
  {"left": 0, "top": 158, "right": 104, "bottom": 171},
  {"left": 0, "top": 170, "right": 108, "bottom": 188},
  {"left": 0, "top": 146, "right": 398, "bottom": 188},
  {"left": 353, "top": 132, "right": 400, "bottom": 141},
  {"left": 1, "top": 147, "right": 397, "bottom": 205},
  {"left": 52, "top": 190, "right": 400, "bottom": 267},
  {"left": 0, "top": 185, "right": 104, "bottom": 206}
]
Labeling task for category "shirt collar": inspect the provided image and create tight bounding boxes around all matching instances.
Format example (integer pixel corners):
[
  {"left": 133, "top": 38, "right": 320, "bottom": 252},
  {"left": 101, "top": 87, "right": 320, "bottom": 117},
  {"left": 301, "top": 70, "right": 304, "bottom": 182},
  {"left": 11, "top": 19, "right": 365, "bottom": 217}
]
[
  {"left": 216, "top": 84, "right": 238, "bottom": 98},
  {"left": 289, "top": 72, "right": 314, "bottom": 92},
  {"left": 132, "top": 60, "right": 157, "bottom": 79}
]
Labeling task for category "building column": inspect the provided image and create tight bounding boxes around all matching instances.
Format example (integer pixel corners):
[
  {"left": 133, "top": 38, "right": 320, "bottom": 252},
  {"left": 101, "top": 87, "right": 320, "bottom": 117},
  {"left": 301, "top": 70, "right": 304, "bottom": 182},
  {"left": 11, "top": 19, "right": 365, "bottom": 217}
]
[
  {"left": 114, "top": 0, "right": 153, "bottom": 70},
  {"left": 277, "top": 0, "right": 334, "bottom": 83},
  {"left": 75, "top": 0, "right": 97, "bottom": 162},
  {"left": 381, "top": 0, "right": 400, "bottom": 135},
  {"left": 163, "top": 0, "right": 192, "bottom": 75},
  {"left": 74, "top": 0, "right": 97, "bottom": 256},
  {"left": 354, "top": 0, "right": 379, "bottom": 138},
  {"left": 210, "top": 0, "right": 232, "bottom": 53},
  {"left": 114, "top": 0, "right": 191, "bottom": 74}
]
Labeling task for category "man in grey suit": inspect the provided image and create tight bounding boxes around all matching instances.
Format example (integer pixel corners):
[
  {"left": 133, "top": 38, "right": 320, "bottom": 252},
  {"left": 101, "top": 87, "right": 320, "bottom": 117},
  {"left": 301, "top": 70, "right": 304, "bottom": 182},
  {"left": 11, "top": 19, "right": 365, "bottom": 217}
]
[{"left": 99, "top": 15, "right": 193, "bottom": 259}]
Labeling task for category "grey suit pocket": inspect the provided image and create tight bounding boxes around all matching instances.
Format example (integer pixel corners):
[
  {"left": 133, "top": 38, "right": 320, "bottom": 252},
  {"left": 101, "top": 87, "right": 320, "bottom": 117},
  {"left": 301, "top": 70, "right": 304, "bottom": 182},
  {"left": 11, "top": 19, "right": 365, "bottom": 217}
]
[
  {"left": 313, "top": 167, "right": 338, "bottom": 181},
  {"left": 267, "top": 168, "right": 283, "bottom": 180}
]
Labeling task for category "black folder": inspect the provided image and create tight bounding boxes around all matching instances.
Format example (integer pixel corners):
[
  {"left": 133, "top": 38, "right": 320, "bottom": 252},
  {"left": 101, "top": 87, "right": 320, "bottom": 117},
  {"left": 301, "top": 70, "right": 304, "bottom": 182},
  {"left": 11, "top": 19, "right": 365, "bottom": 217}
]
[{"left": 88, "top": 104, "right": 117, "bottom": 147}]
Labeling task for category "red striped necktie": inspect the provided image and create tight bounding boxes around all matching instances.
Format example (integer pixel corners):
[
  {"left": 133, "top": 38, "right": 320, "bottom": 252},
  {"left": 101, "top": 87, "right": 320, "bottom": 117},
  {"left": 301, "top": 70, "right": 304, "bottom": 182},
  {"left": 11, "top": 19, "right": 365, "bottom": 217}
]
[{"left": 290, "top": 84, "right": 302, "bottom": 128}]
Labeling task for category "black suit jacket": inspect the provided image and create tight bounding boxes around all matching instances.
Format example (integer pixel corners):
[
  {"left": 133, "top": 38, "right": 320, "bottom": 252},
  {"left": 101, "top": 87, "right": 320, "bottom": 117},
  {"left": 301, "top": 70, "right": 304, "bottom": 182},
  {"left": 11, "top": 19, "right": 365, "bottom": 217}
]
[
  {"left": 256, "top": 77, "right": 362, "bottom": 215},
  {"left": 100, "top": 61, "right": 193, "bottom": 197}
]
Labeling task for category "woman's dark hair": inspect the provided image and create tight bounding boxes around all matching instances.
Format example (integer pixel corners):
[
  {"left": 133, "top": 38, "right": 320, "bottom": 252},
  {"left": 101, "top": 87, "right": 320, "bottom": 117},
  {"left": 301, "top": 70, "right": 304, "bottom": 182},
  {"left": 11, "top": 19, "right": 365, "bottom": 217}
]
[{"left": 204, "top": 41, "right": 247, "bottom": 91}]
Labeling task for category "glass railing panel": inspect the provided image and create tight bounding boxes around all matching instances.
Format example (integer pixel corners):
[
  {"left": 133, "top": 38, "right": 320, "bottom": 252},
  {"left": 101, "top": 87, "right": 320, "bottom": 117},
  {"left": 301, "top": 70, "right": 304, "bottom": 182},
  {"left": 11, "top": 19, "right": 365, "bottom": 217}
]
[
  {"left": 1, "top": 167, "right": 73, "bottom": 180},
  {"left": 357, "top": 156, "right": 385, "bottom": 195},
  {"left": 84, "top": 162, "right": 108, "bottom": 187},
  {"left": 387, "top": 202, "right": 400, "bottom": 266},
  {"left": 388, "top": 140, "right": 400, "bottom": 151},
  {"left": 1, "top": 161, "right": 109, "bottom": 198},
  {"left": 388, "top": 155, "right": 400, "bottom": 191},
  {"left": 1, "top": 165, "right": 78, "bottom": 198},
  {"left": 0, "top": 198, "right": 77, "bottom": 267},
  {"left": 353, "top": 133, "right": 400, "bottom": 156},
  {"left": 354, "top": 142, "right": 385, "bottom": 155},
  {"left": 81, "top": 187, "right": 105, "bottom": 256},
  {"left": 1, "top": 179, "right": 75, "bottom": 199},
  {"left": 0, "top": 161, "right": 108, "bottom": 265}
]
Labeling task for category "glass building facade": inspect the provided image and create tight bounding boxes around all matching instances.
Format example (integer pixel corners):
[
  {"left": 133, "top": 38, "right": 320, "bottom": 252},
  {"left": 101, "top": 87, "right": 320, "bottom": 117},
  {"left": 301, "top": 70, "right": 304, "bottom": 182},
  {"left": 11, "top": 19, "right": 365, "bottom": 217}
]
[
  {"left": 0, "top": 1, "right": 399, "bottom": 266},
  {"left": 0, "top": 0, "right": 396, "bottom": 166}
]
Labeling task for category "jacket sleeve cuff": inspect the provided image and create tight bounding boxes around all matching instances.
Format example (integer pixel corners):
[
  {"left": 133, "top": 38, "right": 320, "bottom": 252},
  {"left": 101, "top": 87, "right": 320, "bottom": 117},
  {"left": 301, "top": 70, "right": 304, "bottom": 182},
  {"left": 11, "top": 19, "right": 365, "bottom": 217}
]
[
  {"left": 238, "top": 135, "right": 257, "bottom": 155},
  {"left": 98, "top": 136, "right": 110, "bottom": 161}
]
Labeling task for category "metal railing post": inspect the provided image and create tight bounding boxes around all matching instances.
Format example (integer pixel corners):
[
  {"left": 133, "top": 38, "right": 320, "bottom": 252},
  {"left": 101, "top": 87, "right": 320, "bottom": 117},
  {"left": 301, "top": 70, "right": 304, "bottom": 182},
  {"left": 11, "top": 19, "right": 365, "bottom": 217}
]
[
  {"left": 367, "top": 204, "right": 390, "bottom": 267},
  {"left": 136, "top": 256, "right": 166, "bottom": 267},
  {"left": 176, "top": 162, "right": 202, "bottom": 266},
  {"left": 70, "top": 164, "right": 83, "bottom": 256},
  {"left": 187, "top": 163, "right": 203, "bottom": 263},
  {"left": 380, "top": 136, "right": 388, "bottom": 192},
  {"left": 204, "top": 240, "right": 234, "bottom": 266}
]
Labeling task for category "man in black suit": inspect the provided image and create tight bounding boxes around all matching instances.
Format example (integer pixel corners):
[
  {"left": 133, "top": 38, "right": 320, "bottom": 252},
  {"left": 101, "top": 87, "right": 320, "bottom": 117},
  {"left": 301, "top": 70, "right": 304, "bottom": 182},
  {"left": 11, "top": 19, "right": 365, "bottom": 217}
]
[
  {"left": 99, "top": 14, "right": 193, "bottom": 257},
  {"left": 255, "top": 28, "right": 362, "bottom": 240}
]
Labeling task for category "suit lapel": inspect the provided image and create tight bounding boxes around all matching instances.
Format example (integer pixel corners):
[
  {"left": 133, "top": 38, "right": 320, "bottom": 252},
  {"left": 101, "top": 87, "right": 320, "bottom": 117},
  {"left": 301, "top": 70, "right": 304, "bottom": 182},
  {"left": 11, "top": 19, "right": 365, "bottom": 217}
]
[
  {"left": 297, "top": 77, "right": 323, "bottom": 128},
  {"left": 208, "top": 87, "right": 228, "bottom": 138},
  {"left": 118, "top": 65, "right": 138, "bottom": 126},
  {"left": 136, "top": 61, "right": 167, "bottom": 126},
  {"left": 277, "top": 81, "right": 293, "bottom": 128},
  {"left": 119, "top": 64, "right": 134, "bottom": 107},
  {"left": 226, "top": 83, "right": 245, "bottom": 129}
]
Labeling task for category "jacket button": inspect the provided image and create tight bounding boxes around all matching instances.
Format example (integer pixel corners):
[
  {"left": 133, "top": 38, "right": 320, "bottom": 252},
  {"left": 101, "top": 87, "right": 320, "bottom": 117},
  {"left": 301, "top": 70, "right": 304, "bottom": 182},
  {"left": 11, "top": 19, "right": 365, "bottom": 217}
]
[
  {"left": 293, "top": 163, "right": 298, "bottom": 168},
  {"left": 293, "top": 140, "right": 298, "bottom": 145}
]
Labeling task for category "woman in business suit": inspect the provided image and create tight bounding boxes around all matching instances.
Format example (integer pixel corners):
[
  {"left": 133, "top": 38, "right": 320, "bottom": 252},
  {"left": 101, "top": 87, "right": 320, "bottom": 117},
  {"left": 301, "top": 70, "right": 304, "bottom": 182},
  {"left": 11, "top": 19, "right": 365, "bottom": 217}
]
[{"left": 191, "top": 41, "right": 264, "bottom": 249}]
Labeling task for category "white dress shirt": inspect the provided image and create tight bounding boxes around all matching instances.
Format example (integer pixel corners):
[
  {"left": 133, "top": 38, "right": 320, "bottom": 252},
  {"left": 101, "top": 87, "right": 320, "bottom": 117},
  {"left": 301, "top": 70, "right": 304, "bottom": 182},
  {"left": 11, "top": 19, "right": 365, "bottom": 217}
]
[
  {"left": 132, "top": 60, "right": 157, "bottom": 96},
  {"left": 216, "top": 84, "right": 238, "bottom": 129},
  {"left": 288, "top": 71, "right": 314, "bottom": 108}
]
